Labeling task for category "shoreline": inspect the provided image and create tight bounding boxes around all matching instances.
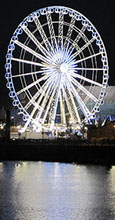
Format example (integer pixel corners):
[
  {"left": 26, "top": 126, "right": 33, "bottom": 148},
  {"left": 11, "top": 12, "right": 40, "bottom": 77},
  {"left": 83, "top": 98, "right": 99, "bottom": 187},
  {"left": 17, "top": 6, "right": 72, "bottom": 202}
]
[{"left": 0, "top": 139, "right": 115, "bottom": 165}]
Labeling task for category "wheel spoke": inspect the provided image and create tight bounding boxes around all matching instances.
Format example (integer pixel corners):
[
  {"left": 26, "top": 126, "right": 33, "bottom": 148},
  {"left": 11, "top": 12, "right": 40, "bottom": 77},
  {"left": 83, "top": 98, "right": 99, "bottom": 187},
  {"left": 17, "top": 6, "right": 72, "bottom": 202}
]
[
  {"left": 58, "top": 12, "right": 64, "bottom": 47},
  {"left": 73, "top": 52, "right": 102, "bottom": 65},
  {"left": 69, "top": 25, "right": 87, "bottom": 52},
  {"left": 22, "top": 26, "right": 50, "bottom": 57},
  {"left": 16, "top": 73, "right": 54, "bottom": 95},
  {"left": 11, "top": 57, "right": 45, "bottom": 67},
  {"left": 24, "top": 90, "right": 42, "bottom": 111},
  {"left": 70, "top": 76, "right": 98, "bottom": 102},
  {"left": 33, "top": 15, "right": 52, "bottom": 51},
  {"left": 12, "top": 70, "right": 44, "bottom": 78},
  {"left": 46, "top": 12, "right": 57, "bottom": 49},
  {"left": 67, "top": 76, "right": 91, "bottom": 120},
  {"left": 71, "top": 37, "right": 95, "bottom": 59},
  {"left": 22, "top": 75, "right": 57, "bottom": 131},
  {"left": 34, "top": 72, "right": 57, "bottom": 108},
  {"left": 64, "top": 16, "right": 76, "bottom": 49},
  {"left": 71, "top": 72, "right": 103, "bottom": 87},
  {"left": 15, "top": 40, "right": 53, "bottom": 65},
  {"left": 24, "top": 77, "right": 53, "bottom": 111},
  {"left": 73, "top": 25, "right": 87, "bottom": 44},
  {"left": 74, "top": 67, "right": 105, "bottom": 71}
]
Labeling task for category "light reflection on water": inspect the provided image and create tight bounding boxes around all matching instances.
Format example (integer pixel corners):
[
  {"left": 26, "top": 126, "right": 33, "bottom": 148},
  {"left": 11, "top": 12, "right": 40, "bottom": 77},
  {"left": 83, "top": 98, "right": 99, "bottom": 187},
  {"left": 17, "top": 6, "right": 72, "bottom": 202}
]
[{"left": 0, "top": 161, "right": 115, "bottom": 220}]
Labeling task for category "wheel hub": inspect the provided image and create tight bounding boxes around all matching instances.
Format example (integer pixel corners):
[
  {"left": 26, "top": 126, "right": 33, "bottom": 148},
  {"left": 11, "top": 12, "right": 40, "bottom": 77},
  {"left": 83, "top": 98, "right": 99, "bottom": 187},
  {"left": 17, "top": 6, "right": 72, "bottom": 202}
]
[{"left": 60, "top": 63, "right": 69, "bottom": 74}]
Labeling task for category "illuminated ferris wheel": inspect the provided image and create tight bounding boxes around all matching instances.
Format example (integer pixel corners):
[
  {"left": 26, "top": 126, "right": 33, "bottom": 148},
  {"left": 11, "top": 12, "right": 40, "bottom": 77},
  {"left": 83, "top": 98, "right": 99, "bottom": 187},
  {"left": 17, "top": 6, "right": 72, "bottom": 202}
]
[{"left": 5, "top": 6, "right": 109, "bottom": 132}]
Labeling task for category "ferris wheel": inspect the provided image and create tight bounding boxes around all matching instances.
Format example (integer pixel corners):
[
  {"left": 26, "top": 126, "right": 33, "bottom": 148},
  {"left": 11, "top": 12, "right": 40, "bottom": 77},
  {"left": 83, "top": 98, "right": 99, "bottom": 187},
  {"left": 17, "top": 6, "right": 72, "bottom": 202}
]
[{"left": 5, "top": 6, "right": 109, "bottom": 132}]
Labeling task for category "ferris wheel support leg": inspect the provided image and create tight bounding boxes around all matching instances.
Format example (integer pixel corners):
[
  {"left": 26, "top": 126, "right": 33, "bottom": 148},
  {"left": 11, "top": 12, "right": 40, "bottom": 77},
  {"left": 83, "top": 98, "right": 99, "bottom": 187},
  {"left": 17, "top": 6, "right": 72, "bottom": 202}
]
[
  {"left": 66, "top": 82, "right": 81, "bottom": 124},
  {"left": 60, "top": 92, "right": 66, "bottom": 125},
  {"left": 50, "top": 82, "right": 61, "bottom": 130},
  {"left": 69, "top": 80, "right": 91, "bottom": 122},
  {"left": 35, "top": 80, "right": 55, "bottom": 122},
  {"left": 41, "top": 81, "right": 59, "bottom": 125},
  {"left": 62, "top": 87, "right": 76, "bottom": 124}
]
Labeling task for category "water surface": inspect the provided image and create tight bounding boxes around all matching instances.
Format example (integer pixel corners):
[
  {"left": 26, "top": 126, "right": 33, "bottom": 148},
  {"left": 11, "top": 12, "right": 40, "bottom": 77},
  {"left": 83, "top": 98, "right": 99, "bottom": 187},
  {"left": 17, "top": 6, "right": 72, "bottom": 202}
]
[{"left": 0, "top": 161, "right": 115, "bottom": 220}]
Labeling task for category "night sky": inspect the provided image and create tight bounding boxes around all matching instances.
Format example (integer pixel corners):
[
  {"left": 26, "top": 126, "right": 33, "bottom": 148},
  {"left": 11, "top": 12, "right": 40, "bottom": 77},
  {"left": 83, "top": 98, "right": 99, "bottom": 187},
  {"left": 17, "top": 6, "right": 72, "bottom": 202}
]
[{"left": 0, "top": 0, "right": 115, "bottom": 108}]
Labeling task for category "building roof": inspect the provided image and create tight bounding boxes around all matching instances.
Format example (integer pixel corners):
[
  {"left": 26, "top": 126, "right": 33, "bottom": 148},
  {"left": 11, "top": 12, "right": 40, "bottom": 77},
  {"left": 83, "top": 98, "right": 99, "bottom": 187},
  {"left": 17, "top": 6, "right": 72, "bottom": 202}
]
[{"left": 94, "top": 86, "right": 115, "bottom": 117}]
